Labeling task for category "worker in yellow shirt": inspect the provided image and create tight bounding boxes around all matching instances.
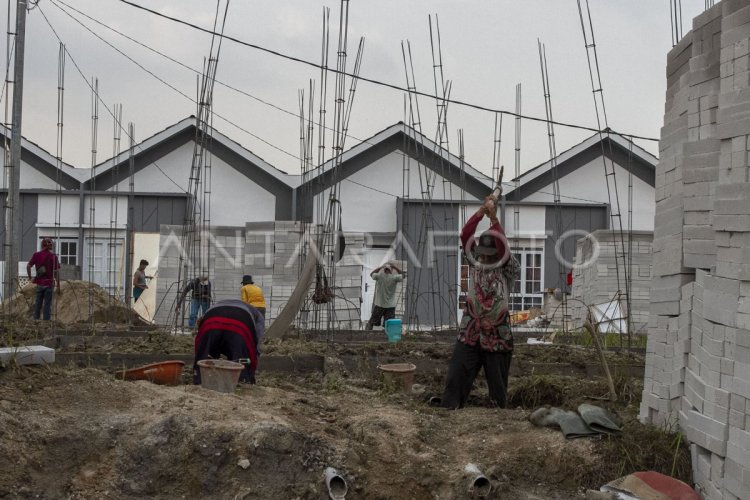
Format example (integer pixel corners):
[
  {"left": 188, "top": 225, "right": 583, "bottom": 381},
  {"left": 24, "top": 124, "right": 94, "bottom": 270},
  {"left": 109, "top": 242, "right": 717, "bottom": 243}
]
[{"left": 241, "top": 275, "right": 266, "bottom": 317}]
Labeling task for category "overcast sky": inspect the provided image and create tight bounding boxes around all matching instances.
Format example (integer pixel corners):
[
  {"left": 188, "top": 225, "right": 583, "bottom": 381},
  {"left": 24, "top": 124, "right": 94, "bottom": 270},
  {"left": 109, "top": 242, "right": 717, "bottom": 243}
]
[{"left": 3, "top": 0, "right": 710, "bottom": 178}]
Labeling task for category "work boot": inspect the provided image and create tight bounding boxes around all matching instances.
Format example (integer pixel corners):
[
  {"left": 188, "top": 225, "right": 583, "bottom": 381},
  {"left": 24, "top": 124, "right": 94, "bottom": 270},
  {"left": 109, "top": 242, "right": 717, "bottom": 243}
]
[{"left": 365, "top": 321, "right": 373, "bottom": 331}]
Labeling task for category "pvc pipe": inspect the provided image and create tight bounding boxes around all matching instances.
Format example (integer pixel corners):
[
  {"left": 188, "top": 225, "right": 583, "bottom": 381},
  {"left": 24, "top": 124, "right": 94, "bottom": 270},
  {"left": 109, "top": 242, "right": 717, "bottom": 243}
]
[
  {"left": 464, "top": 463, "right": 491, "bottom": 497},
  {"left": 324, "top": 467, "right": 347, "bottom": 500}
]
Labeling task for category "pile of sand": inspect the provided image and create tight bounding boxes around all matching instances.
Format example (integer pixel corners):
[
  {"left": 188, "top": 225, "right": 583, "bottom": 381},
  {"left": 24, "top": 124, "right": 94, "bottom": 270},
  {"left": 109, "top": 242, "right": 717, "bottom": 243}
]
[{"left": 1, "top": 280, "right": 147, "bottom": 326}]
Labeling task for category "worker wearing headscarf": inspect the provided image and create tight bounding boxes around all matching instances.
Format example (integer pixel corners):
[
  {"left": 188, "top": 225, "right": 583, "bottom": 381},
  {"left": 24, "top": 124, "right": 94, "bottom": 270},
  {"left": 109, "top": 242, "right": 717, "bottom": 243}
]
[{"left": 440, "top": 196, "right": 519, "bottom": 409}]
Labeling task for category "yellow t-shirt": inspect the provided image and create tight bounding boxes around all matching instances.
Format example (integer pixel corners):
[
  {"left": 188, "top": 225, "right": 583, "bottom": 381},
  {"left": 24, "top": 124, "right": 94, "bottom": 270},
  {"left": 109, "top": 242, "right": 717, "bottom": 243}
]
[{"left": 241, "top": 283, "right": 266, "bottom": 309}]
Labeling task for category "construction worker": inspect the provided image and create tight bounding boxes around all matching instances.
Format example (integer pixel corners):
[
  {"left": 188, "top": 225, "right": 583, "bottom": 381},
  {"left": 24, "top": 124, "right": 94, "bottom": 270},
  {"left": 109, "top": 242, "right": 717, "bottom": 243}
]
[
  {"left": 133, "top": 259, "right": 149, "bottom": 303},
  {"left": 240, "top": 275, "right": 266, "bottom": 318},
  {"left": 26, "top": 237, "right": 61, "bottom": 321},
  {"left": 365, "top": 262, "right": 404, "bottom": 330},
  {"left": 177, "top": 274, "right": 212, "bottom": 328},
  {"left": 439, "top": 196, "right": 519, "bottom": 409},
  {"left": 193, "top": 299, "right": 265, "bottom": 385}
]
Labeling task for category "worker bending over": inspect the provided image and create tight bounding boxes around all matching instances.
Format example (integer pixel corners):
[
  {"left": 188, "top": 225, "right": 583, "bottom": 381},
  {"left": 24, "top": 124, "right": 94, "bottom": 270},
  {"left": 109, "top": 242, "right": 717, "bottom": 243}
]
[
  {"left": 193, "top": 299, "right": 265, "bottom": 385},
  {"left": 440, "top": 196, "right": 519, "bottom": 409}
]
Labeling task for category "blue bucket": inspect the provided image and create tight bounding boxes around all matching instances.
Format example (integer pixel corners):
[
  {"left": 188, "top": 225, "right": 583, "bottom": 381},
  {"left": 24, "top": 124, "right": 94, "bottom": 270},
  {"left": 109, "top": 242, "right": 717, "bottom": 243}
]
[{"left": 384, "top": 319, "right": 402, "bottom": 343}]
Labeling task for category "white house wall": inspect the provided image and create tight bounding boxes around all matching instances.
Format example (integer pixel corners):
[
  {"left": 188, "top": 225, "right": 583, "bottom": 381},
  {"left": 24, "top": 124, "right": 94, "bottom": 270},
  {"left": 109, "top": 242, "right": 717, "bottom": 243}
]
[
  {"left": 501, "top": 205, "right": 547, "bottom": 239},
  {"left": 313, "top": 150, "right": 477, "bottom": 233},
  {"left": 522, "top": 158, "right": 655, "bottom": 231},
  {"left": 37, "top": 194, "right": 80, "bottom": 226},
  {"left": 15, "top": 163, "right": 60, "bottom": 190},
  {"left": 112, "top": 142, "right": 276, "bottom": 225},
  {"left": 83, "top": 195, "right": 128, "bottom": 228}
]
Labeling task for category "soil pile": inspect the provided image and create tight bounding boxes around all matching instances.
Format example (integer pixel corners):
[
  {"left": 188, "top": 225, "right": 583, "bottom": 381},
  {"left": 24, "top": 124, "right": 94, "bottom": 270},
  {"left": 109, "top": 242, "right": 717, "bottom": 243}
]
[
  {"left": 0, "top": 364, "right": 690, "bottom": 499},
  {"left": 1, "top": 281, "right": 147, "bottom": 326}
]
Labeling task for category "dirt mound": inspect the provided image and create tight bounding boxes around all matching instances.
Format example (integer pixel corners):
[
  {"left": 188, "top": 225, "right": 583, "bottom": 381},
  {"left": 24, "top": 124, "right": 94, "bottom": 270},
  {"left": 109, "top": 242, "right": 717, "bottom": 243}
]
[
  {"left": 1, "top": 280, "right": 147, "bottom": 326},
  {"left": 0, "top": 364, "right": 691, "bottom": 499}
]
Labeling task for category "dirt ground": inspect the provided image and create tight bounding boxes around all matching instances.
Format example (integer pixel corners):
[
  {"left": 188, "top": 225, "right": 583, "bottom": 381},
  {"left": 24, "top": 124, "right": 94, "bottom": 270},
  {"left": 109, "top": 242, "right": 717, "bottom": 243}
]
[{"left": 0, "top": 335, "right": 690, "bottom": 499}]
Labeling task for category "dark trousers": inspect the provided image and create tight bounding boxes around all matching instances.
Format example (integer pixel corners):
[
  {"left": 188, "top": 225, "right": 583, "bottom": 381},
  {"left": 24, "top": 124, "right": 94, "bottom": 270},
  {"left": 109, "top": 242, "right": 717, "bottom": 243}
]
[
  {"left": 366, "top": 306, "right": 395, "bottom": 329},
  {"left": 34, "top": 286, "right": 53, "bottom": 321},
  {"left": 193, "top": 330, "right": 255, "bottom": 385},
  {"left": 441, "top": 341, "right": 512, "bottom": 409}
]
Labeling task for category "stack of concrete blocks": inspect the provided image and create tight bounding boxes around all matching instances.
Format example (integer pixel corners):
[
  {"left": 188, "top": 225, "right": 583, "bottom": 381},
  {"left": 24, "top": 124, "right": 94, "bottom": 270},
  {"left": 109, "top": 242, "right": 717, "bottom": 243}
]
[
  {"left": 640, "top": 2, "right": 750, "bottom": 498},
  {"left": 640, "top": 11, "right": 695, "bottom": 428},
  {"left": 154, "top": 224, "right": 185, "bottom": 325},
  {"left": 154, "top": 221, "right": 367, "bottom": 331},
  {"left": 154, "top": 224, "right": 247, "bottom": 325},
  {"left": 211, "top": 226, "right": 246, "bottom": 300},
  {"left": 244, "top": 222, "right": 275, "bottom": 327},
  {"left": 568, "top": 230, "right": 653, "bottom": 333},
  {"left": 267, "top": 221, "right": 303, "bottom": 325},
  {"left": 330, "top": 233, "right": 365, "bottom": 329}
]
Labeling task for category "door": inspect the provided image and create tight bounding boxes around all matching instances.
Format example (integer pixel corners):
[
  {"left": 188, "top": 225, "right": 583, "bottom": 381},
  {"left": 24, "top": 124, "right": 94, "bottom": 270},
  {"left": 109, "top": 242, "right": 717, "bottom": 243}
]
[
  {"left": 360, "top": 248, "right": 395, "bottom": 322},
  {"left": 83, "top": 238, "right": 124, "bottom": 297}
]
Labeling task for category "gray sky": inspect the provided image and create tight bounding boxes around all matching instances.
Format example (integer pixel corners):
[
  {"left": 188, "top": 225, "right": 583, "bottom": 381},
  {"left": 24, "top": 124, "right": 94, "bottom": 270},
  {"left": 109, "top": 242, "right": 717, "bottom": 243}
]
[{"left": 4, "top": 0, "right": 708, "bottom": 178}]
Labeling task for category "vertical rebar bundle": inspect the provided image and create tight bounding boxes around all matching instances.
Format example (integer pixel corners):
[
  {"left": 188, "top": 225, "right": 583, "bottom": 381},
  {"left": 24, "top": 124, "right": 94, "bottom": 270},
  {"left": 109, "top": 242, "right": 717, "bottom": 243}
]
[
  {"left": 576, "top": 0, "right": 632, "bottom": 342},
  {"left": 538, "top": 40, "right": 567, "bottom": 334}
]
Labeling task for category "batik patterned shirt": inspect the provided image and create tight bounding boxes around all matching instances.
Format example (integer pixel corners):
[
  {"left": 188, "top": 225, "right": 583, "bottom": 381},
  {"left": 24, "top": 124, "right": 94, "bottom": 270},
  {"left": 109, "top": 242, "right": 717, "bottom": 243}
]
[{"left": 457, "top": 211, "right": 520, "bottom": 352}]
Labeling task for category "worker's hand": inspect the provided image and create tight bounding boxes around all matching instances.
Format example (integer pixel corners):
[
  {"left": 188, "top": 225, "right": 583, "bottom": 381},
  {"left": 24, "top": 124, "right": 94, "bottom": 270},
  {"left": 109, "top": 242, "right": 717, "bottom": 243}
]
[{"left": 483, "top": 196, "right": 496, "bottom": 216}]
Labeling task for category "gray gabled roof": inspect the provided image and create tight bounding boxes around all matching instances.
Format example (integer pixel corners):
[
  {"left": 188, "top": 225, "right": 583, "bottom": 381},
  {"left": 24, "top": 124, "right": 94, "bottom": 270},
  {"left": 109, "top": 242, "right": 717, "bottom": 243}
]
[
  {"left": 0, "top": 124, "right": 86, "bottom": 188},
  {"left": 505, "top": 131, "right": 657, "bottom": 201}
]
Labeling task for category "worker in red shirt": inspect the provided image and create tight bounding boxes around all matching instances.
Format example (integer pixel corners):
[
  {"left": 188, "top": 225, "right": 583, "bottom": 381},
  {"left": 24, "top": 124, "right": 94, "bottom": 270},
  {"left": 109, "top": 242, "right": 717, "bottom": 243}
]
[
  {"left": 439, "top": 196, "right": 520, "bottom": 409},
  {"left": 26, "top": 237, "right": 61, "bottom": 320}
]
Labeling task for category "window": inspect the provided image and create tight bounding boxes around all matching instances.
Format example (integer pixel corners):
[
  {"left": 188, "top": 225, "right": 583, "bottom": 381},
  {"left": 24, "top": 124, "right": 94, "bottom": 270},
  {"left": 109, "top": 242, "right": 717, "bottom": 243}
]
[
  {"left": 509, "top": 247, "right": 544, "bottom": 311},
  {"left": 459, "top": 247, "right": 544, "bottom": 312},
  {"left": 38, "top": 237, "right": 78, "bottom": 265}
]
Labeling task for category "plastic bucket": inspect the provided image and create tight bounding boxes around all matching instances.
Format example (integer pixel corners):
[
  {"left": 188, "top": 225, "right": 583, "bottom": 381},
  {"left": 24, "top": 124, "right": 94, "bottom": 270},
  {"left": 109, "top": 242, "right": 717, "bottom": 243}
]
[
  {"left": 384, "top": 318, "right": 402, "bottom": 343},
  {"left": 116, "top": 360, "right": 185, "bottom": 386},
  {"left": 377, "top": 363, "right": 417, "bottom": 393},
  {"left": 197, "top": 359, "right": 245, "bottom": 394}
]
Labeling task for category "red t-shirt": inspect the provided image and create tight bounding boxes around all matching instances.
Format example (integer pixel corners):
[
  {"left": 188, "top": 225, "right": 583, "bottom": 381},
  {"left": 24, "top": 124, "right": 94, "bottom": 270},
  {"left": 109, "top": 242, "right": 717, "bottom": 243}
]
[{"left": 28, "top": 249, "right": 60, "bottom": 287}]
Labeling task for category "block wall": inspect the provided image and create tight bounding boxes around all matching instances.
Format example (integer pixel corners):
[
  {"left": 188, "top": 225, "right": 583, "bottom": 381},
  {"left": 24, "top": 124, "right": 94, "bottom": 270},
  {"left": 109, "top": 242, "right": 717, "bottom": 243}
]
[
  {"left": 568, "top": 230, "right": 654, "bottom": 333},
  {"left": 153, "top": 222, "right": 365, "bottom": 330},
  {"left": 640, "top": 2, "right": 750, "bottom": 497}
]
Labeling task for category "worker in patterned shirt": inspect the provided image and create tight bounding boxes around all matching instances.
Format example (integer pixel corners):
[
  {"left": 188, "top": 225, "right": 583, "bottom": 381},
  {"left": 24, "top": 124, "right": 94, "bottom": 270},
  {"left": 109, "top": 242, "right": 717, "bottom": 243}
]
[{"left": 439, "top": 195, "right": 519, "bottom": 409}]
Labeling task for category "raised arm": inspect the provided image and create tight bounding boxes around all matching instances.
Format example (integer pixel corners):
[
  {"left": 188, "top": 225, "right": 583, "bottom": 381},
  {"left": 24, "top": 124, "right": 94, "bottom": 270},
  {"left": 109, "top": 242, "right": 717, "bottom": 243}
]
[{"left": 460, "top": 207, "right": 486, "bottom": 256}]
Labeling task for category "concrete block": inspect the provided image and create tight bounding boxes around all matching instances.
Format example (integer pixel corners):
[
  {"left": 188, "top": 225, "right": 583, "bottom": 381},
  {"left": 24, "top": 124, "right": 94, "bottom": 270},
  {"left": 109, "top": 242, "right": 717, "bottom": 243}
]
[{"left": 0, "top": 346, "right": 55, "bottom": 366}]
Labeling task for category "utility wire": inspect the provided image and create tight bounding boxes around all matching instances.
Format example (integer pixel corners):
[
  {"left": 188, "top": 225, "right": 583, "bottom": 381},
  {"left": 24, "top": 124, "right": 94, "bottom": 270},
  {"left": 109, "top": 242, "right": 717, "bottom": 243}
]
[
  {"left": 115, "top": 0, "right": 658, "bottom": 143},
  {"left": 48, "top": 0, "right": 298, "bottom": 162},
  {"left": 41, "top": 1, "right": 621, "bottom": 206},
  {"left": 47, "top": 0, "right": 496, "bottom": 185},
  {"left": 36, "top": 3, "right": 187, "bottom": 193}
]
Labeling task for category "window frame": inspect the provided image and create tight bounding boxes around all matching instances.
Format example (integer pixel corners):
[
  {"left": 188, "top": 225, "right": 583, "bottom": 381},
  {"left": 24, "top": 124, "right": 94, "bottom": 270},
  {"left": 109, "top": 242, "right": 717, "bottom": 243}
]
[{"left": 509, "top": 246, "right": 544, "bottom": 311}]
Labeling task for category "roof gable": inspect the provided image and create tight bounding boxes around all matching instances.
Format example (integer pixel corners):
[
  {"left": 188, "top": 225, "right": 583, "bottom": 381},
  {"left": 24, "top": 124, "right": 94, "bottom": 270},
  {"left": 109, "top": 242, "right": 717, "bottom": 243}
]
[
  {"left": 297, "top": 122, "right": 494, "bottom": 200},
  {"left": 0, "top": 125, "right": 84, "bottom": 189},
  {"left": 506, "top": 132, "right": 657, "bottom": 201}
]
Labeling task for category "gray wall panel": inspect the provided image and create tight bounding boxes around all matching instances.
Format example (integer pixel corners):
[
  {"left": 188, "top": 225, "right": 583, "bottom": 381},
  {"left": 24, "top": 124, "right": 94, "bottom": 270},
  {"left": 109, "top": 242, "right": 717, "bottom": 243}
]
[
  {"left": 544, "top": 205, "right": 608, "bottom": 291},
  {"left": 399, "top": 201, "right": 460, "bottom": 327},
  {"left": 0, "top": 193, "right": 39, "bottom": 260},
  {"left": 132, "top": 196, "right": 187, "bottom": 232}
]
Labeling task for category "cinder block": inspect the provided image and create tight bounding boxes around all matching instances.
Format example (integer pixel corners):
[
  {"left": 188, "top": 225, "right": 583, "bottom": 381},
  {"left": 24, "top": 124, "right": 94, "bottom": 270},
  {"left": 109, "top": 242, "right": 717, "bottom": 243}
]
[{"left": 0, "top": 346, "right": 55, "bottom": 365}]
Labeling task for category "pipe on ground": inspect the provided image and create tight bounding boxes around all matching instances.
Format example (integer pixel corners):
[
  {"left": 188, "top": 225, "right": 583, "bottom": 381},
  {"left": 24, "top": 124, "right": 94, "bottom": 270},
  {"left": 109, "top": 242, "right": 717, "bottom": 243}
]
[
  {"left": 464, "top": 463, "right": 491, "bottom": 497},
  {"left": 325, "top": 467, "right": 347, "bottom": 499}
]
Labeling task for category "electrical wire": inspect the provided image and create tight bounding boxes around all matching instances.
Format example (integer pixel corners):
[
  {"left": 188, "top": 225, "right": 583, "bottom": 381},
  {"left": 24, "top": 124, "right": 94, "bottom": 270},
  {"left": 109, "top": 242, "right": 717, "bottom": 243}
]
[
  {"left": 37, "top": 3, "right": 188, "bottom": 193},
  {"left": 114, "top": 0, "right": 658, "bottom": 143},
  {"left": 40, "top": 1, "right": 622, "bottom": 208}
]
